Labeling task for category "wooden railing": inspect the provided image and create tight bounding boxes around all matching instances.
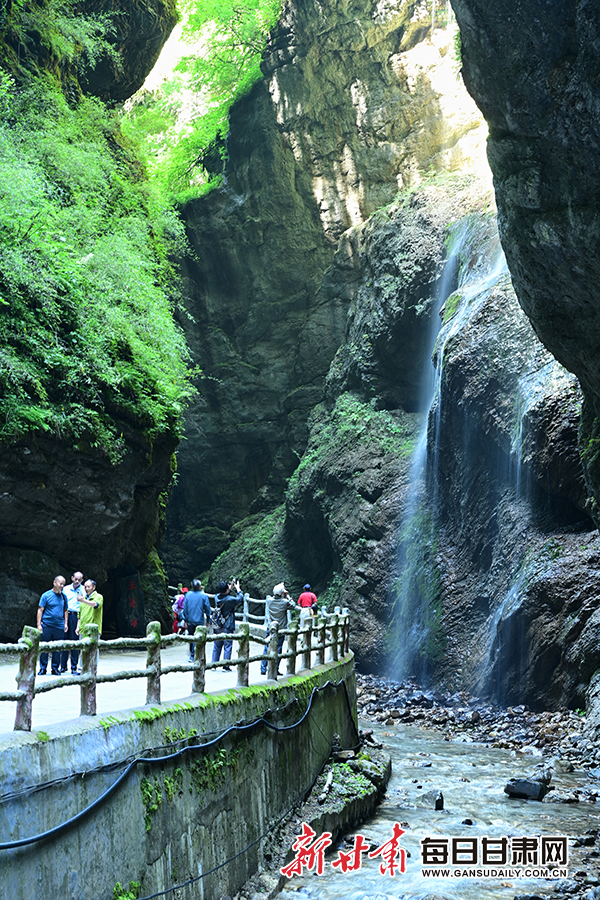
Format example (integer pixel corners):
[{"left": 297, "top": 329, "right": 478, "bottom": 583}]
[
  {"left": 169, "top": 586, "right": 347, "bottom": 630},
  {"left": 0, "top": 612, "right": 350, "bottom": 732}
]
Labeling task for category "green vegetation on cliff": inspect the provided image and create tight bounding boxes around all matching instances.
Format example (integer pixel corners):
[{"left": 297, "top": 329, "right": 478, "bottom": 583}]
[
  {"left": 0, "top": 45, "right": 193, "bottom": 456},
  {"left": 289, "top": 394, "right": 417, "bottom": 493},
  {"left": 123, "top": 0, "right": 282, "bottom": 201}
]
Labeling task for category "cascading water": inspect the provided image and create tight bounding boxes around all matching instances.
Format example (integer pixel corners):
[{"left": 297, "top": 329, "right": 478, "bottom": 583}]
[
  {"left": 390, "top": 221, "right": 507, "bottom": 684},
  {"left": 389, "top": 221, "right": 469, "bottom": 682}
]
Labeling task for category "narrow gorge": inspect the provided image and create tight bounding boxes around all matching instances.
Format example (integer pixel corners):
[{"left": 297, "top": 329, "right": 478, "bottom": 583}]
[{"left": 1, "top": 0, "right": 600, "bottom": 729}]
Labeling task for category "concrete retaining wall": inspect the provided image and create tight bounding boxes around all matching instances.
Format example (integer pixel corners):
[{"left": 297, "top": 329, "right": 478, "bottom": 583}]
[{"left": 0, "top": 656, "right": 357, "bottom": 900}]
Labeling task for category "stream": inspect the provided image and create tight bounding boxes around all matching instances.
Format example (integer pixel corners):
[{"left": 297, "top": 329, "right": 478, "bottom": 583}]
[{"left": 277, "top": 720, "right": 600, "bottom": 900}]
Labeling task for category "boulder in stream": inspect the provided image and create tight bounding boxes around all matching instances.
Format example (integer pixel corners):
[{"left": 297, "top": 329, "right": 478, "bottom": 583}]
[{"left": 504, "top": 777, "right": 550, "bottom": 801}]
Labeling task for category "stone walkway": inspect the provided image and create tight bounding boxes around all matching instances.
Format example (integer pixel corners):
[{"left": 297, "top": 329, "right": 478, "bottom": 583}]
[{"left": 0, "top": 639, "right": 275, "bottom": 737}]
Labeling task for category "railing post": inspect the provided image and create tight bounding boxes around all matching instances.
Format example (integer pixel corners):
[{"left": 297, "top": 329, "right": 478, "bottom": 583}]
[
  {"left": 316, "top": 616, "right": 326, "bottom": 666},
  {"left": 338, "top": 614, "right": 346, "bottom": 657},
  {"left": 287, "top": 621, "right": 298, "bottom": 676},
  {"left": 192, "top": 626, "right": 206, "bottom": 694},
  {"left": 267, "top": 622, "right": 279, "bottom": 680},
  {"left": 80, "top": 624, "right": 99, "bottom": 716},
  {"left": 329, "top": 614, "right": 339, "bottom": 662},
  {"left": 342, "top": 611, "right": 350, "bottom": 654},
  {"left": 301, "top": 619, "right": 312, "bottom": 671},
  {"left": 14, "top": 626, "right": 40, "bottom": 731},
  {"left": 146, "top": 621, "right": 162, "bottom": 705},
  {"left": 243, "top": 593, "right": 249, "bottom": 623},
  {"left": 237, "top": 622, "right": 249, "bottom": 687}
]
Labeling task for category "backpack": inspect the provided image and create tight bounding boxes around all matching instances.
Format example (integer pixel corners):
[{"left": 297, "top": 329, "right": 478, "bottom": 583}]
[{"left": 211, "top": 604, "right": 227, "bottom": 631}]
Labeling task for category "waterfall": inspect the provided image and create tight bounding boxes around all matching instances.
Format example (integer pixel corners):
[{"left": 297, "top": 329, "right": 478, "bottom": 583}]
[
  {"left": 390, "top": 221, "right": 507, "bottom": 684},
  {"left": 389, "top": 222, "right": 469, "bottom": 682}
]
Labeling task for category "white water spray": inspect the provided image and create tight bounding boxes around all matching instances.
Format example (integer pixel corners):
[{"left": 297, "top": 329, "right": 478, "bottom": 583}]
[{"left": 391, "top": 224, "right": 507, "bottom": 683}]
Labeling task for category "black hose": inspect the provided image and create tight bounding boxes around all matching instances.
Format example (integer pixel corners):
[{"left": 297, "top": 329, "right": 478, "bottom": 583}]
[{"left": 0, "top": 675, "right": 353, "bottom": 851}]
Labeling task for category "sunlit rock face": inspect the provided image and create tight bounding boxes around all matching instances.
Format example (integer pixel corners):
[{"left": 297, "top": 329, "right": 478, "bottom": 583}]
[
  {"left": 450, "top": 0, "right": 600, "bottom": 519},
  {"left": 166, "top": 0, "right": 488, "bottom": 577}
]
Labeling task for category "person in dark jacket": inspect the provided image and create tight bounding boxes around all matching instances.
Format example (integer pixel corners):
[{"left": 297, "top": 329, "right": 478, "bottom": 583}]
[
  {"left": 183, "top": 580, "right": 212, "bottom": 663},
  {"left": 211, "top": 578, "right": 243, "bottom": 671}
]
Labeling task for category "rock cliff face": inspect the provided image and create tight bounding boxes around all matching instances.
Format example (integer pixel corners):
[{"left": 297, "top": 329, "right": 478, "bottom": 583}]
[
  {"left": 450, "top": 0, "right": 600, "bottom": 520},
  {"left": 0, "top": 0, "right": 179, "bottom": 637},
  {"left": 165, "top": 0, "right": 487, "bottom": 577},
  {"left": 163, "top": 0, "right": 600, "bottom": 704},
  {"left": 279, "top": 188, "right": 598, "bottom": 694},
  {"left": 0, "top": 431, "right": 176, "bottom": 640},
  {"left": 78, "top": 0, "right": 178, "bottom": 100},
  {"left": 429, "top": 232, "right": 596, "bottom": 709}
]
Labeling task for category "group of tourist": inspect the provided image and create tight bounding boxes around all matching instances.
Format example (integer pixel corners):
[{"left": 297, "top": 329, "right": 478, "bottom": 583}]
[
  {"left": 37, "top": 572, "right": 104, "bottom": 676},
  {"left": 172, "top": 578, "right": 318, "bottom": 675},
  {"left": 172, "top": 577, "right": 246, "bottom": 671}
]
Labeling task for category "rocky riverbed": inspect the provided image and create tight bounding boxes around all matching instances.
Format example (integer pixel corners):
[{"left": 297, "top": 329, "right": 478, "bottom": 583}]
[{"left": 356, "top": 673, "right": 596, "bottom": 769}]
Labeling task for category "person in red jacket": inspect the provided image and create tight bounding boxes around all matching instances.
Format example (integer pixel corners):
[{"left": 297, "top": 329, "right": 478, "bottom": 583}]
[{"left": 297, "top": 584, "right": 318, "bottom": 621}]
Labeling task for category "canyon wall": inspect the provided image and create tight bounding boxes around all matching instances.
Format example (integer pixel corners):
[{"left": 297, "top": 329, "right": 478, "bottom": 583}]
[
  {"left": 0, "top": 0, "right": 180, "bottom": 637},
  {"left": 167, "top": 0, "right": 600, "bottom": 708},
  {"left": 164, "top": 0, "right": 486, "bottom": 576}
]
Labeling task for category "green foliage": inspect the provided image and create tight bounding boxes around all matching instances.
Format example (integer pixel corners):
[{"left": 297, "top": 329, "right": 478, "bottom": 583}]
[
  {"left": 100, "top": 715, "right": 121, "bottom": 732},
  {"left": 140, "top": 776, "right": 163, "bottom": 831},
  {"left": 208, "top": 504, "right": 289, "bottom": 597},
  {"left": 318, "top": 572, "right": 344, "bottom": 610},
  {"left": 36, "top": 730, "right": 50, "bottom": 742},
  {"left": 0, "top": 75, "right": 193, "bottom": 456},
  {"left": 122, "top": 0, "right": 283, "bottom": 201},
  {"left": 190, "top": 742, "right": 245, "bottom": 793},
  {"left": 442, "top": 290, "right": 461, "bottom": 323},
  {"left": 164, "top": 767, "right": 184, "bottom": 801},
  {"left": 164, "top": 724, "right": 198, "bottom": 743},
  {"left": 288, "top": 395, "right": 417, "bottom": 493},
  {"left": 3, "top": 0, "right": 121, "bottom": 81},
  {"left": 453, "top": 27, "right": 462, "bottom": 71},
  {"left": 113, "top": 881, "right": 141, "bottom": 900}
]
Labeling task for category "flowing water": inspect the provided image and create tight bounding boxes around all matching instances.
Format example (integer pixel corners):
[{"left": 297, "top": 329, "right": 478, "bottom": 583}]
[
  {"left": 391, "top": 224, "right": 508, "bottom": 683},
  {"left": 278, "top": 721, "right": 598, "bottom": 900}
]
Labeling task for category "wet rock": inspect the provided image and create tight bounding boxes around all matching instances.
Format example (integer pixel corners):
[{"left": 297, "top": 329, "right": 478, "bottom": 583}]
[
  {"left": 504, "top": 777, "right": 550, "bottom": 801},
  {"left": 544, "top": 791, "right": 579, "bottom": 804},
  {"left": 452, "top": 0, "right": 600, "bottom": 520},
  {"left": 419, "top": 789, "right": 444, "bottom": 810},
  {"left": 552, "top": 758, "right": 576, "bottom": 773}
]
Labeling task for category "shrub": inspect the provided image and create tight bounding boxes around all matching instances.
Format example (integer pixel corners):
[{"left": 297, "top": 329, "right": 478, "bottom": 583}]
[{"left": 0, "top": 73, "right": 193, "bottom": 458}]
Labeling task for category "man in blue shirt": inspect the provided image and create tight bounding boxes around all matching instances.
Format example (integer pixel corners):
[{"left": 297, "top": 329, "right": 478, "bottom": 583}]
[
  {"left": 183, "top": 580, "right": 212, "bottom": 663},
  {"left": 60, "top": 570, "right": 84, "bottom": 674},
  {"left": 37, "top": 575, "right": 68, "bottom": 675}
]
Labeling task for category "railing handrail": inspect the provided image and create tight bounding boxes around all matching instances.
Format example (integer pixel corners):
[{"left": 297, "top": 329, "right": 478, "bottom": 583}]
[{"left": 2, "top": 610, "right": 351, "bottom": 733}]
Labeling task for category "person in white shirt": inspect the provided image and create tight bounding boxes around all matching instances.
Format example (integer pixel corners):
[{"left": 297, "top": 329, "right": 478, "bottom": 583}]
[{"left": 60, "top": 570, "right": 84, "bottom": 675}]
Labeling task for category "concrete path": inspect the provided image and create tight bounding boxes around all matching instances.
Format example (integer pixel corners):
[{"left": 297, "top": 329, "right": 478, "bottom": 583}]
[{"left": 0, "top": 639, "right": 279, "bottom": 737}]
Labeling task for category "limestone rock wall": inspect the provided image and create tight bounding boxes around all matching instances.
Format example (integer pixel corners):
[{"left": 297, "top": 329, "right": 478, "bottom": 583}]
[
  {"left": 449, "top": 0, "right": 600, "bottom": 519},
  {"left": 165, "top": 0, "right": 487, "bottom": 578},
  {"left": 279, "top": 184, "right": 597, "bottom": 704}
]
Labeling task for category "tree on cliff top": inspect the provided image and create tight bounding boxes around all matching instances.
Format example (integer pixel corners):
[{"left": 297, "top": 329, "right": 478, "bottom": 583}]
[{"left": 122, "top": 0, "right": 282, "bottom": 202}]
